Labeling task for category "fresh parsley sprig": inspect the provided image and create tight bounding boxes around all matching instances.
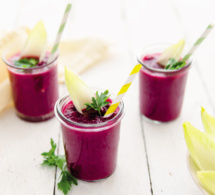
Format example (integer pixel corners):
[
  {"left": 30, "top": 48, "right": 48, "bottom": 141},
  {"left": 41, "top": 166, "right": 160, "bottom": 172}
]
[
  {"left": 165, "top": 58, "right": 186, "bottom": 70},
  {"left": 58, "top": 167, "right": 78, "bottom": 195},
  {"left": 14, "top": 58, "right": 39, "bottom": 68},
  {"left": 41, "top": 139, "right": 78, "bottom": 195},
  {"left": 85, "top": 90, "right": 110, "bottom": 116}
]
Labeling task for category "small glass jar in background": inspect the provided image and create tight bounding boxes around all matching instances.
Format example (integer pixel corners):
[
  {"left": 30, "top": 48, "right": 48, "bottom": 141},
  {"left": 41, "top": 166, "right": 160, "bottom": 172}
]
[
  {"left": 137, "top": 43, "right": 192, "bottom": 123},
  {"left": 3, "top": 48, "right": 59, "bottom": 122}
]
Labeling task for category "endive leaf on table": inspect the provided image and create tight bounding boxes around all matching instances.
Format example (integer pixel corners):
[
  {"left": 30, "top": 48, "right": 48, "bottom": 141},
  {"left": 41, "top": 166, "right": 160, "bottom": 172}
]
[
  {"left": 64, "top": 67, "right": 94, "bottom": 114},
  {"left": 183, "top": 122, "right": 215, "bottom": 171},
  {"left": 197, "top": 171, "right": 215, "bottom": 195},
  {"left": 21, "top": 20, "right": 47, "bottom": 62},
  {"left": 201, "top": 107, "right": 215, "bottom": 138},
  {"left": 157, "top": 39, "right": 185, "bottom": 66}
]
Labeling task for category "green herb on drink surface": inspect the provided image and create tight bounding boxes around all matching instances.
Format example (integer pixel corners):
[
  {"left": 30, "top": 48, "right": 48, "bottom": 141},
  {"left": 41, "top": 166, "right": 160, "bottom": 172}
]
[
  {"left": 165, "top": 58, "right": 187, "bottom": 70},
  {"left": 84, "top": 90, "right": 110, "bottom": 116},
  {"left": 41, "top": 138, "right": 78, "bottom": 195},
  {"left": 14, "top": 58, "right": 39, "bottom": 68}
]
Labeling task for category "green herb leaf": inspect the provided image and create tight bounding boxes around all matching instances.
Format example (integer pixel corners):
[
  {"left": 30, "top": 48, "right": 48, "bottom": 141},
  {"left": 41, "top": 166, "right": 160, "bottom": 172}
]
[
  {"left": 165, "top": 58, "right": 186, "bottom": 70},
  {"left": 41, "top": 138, "right": 78, "bottom": 195},
  {"left": 58, "top": 170, "right": 78, "bottom": 195},
  {"left": 28, "top": 58, "right": 38, "bottom": 65},
  {"left": 84, "top": 90, "right": 110, "bottom": 116},
  {"left": 14, "top": 57, "right": 39, "bottom": 68},
  {"left": 41, "top": 139, "right": 65, "bottom": 170}
]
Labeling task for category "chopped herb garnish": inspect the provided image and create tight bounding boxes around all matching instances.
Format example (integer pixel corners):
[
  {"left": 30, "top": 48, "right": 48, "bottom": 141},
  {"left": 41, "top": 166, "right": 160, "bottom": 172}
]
[
  {"left": 165, "top": 58, "right": 187, "bottom": 70},
  {"left": 14, "top": 58, "right": 39, "bottom": 68},
  {"left": 41, "top": 139, "right": 78, "bottom": 195},
  {"left": 85, "top": 90, "right": 110, "bottom": 116}
]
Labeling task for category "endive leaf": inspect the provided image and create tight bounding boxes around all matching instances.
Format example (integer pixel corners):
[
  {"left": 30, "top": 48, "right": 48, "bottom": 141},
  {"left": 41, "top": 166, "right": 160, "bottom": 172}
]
[
  {"left": 197, "top": 171, "right": 215, "bottom": 195},
  {"left": 201, "top": 107, "right": 215, "bottom": 138},
  {"left": 21, "top": 20, "right": 47, "bottom": 62},
  {"left": 183, "top": 122, "right": 215, "bottom": 171},
  {"left": 157, "top": 39, "right": 185, "bottom": 66},
  {"left": 64, "top": 67, "right": 94, "bottom": 114}
]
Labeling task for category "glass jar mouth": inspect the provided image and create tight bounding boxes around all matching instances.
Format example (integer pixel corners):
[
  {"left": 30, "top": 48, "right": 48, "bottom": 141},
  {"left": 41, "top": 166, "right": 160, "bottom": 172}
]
[
  {"left": 2, "top": 47, "right": 59, "bottom": 70},
  {"left": 136, "top": 43, "right": 193, "bottom": 73},
  {"left": 54, "top": 94, "right": 125, "bottom": 132}
]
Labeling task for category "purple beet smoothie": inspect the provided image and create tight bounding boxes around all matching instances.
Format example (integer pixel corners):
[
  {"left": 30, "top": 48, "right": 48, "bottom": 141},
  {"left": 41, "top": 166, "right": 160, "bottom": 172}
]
[
  {"left": 6, "top": 52, "right": 59, "bottom": 122},
  {"left": 139, "top": 53, "right": 190, "bottom": 122},
  {"left": 58, "top": 98, "right": 123, "bottom": 181}
]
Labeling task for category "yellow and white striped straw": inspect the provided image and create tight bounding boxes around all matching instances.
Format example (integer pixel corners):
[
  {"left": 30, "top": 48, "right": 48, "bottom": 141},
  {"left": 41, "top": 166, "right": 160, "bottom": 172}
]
[
  {"left": 48, "top": 3, "right": 72, "bottom": 63},
  {"left": 104, "top": 64, "right": 142, "bottom": 118},
  {"left": 183, "top": 24, "right": 214, "bottom": 61}
]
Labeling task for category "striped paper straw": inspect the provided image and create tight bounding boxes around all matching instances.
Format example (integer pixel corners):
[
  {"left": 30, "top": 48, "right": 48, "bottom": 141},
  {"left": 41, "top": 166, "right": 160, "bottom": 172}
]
[
  {"left": 48, "top": 3, "right": 72, "bottom": 63},
  {"left": 183, "top": 24, "right": 214, "bottom": 61},
  {"left": 104, "top": 64, "right": 142, "bottom": 118}
]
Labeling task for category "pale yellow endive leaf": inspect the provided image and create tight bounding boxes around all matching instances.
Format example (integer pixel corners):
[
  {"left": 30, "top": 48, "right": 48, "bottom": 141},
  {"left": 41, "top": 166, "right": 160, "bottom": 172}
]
[
  {"left": 201, "top": 107, "right": 215, "bottom": 138},
  {"left": 21, "top": 20, "right": 47, "bottom": 62},
  {"left": 157, "top": 39, "right": 185, "bottom": 66},
  {"left": 64, "top": 67, "right": 94, "bottom": 114},
  {"left": 183, "top": 121, "right": 215, "bottom": 171},
  {"left": 197, "top": 171, "right": 215, "bottom": 195}
]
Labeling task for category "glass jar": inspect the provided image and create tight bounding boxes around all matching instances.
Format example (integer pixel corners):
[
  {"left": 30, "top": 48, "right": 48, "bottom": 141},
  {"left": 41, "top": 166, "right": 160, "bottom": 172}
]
[
  {"left": 3, "top": 49, "right": 59, "bottom": 122},
  {"left": 55, "top": 94, "right": 124, "bottom": 181},
  {"left": 137, "top": 43, "right": 192, "bottom": 122}
]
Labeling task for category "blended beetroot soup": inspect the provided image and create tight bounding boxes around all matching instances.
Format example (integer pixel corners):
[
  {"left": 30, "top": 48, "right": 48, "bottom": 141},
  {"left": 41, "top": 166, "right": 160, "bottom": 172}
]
[
  {"left": 7, "top": 53, "right": 59, "bottom": 121},
  {"left": 60, "top": 99, "right": 122, "bottom": 181},
  {"left": 139, "top": 53, "right": 190, "bottom": 122}
]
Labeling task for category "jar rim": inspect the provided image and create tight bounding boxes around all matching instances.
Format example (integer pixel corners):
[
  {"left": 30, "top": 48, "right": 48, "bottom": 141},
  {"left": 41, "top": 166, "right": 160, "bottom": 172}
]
[
  {"left": 54, "top": 94, "right": 125, "bottom": 132},
  {"left": 2, "top": 48, "right": 59, "bottom": 70},
  {"left": 136, "top": 43, "right": 193, "bottom": 73}
]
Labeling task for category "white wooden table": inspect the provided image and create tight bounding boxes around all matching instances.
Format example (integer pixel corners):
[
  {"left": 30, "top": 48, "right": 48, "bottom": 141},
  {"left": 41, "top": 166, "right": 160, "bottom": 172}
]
[{"left": 0, "top": 0, "right": 215, "bottom": 194}]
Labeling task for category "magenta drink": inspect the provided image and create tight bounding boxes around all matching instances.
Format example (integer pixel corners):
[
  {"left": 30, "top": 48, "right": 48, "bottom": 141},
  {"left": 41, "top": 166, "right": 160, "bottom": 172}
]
[
  {"left": 3, "top": 51, "right": 59, "bottom": 122},
  {"left": 55, "top": 95, "right": 124, "bottom": 181},
  {"left": 137, "top": 44, "right": 192, "bottom": 122}
]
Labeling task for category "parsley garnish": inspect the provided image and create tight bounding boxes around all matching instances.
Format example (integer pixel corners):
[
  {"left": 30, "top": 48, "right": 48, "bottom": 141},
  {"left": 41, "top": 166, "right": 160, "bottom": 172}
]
[
  {"left": 84, "top": 90, "right": 110, "bottom": 116},
  {"left": 165, "top": 58, "right": 186, "bottom": 70},
  {"left": 41, "top": 139, "right": 78, "bottom": 195},
  {"left": 58, "top": 170, "right": 78, "bottom": 195},
  {"left": 14, "top": 58, "right": 39, "bottom": 68}
]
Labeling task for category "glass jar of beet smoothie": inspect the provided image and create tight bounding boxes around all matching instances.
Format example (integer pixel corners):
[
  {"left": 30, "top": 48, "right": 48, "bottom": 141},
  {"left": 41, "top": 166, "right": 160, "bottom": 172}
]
[
  {"left": 137, "top": 44, "right": 192, "bottom": 122},
  {"left": 3, "top": 49, "right": 59, "bottom": 122},
  {"left": 55, "top": 94, "right": 124, "bottom": 181}
]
